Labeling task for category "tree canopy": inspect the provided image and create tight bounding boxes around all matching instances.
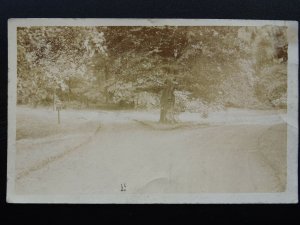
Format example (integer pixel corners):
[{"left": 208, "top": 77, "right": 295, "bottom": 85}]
[{"left": 17, "top": 25, "right": 288, "bottom": 110}]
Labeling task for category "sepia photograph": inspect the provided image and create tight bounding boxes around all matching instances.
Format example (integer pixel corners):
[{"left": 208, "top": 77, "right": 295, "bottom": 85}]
[{"left": 7, "top": 19, "right": 298, "bottom": 203}]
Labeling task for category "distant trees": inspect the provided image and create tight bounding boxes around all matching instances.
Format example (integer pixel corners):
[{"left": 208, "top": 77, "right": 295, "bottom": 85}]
[
  {"left": 17, "top": 25, "right": 288, "bottom": 111},
  {"left": 237, "top": 26, "right": 288, "bottom": 108},
  {"left": 17, "top": 27, "right": 107, "bottom": 107}
]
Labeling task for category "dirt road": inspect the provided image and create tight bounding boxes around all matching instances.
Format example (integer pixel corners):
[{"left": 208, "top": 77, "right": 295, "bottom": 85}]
[{"left": 15, "top": 107, "right": 287, "bottom": 194}]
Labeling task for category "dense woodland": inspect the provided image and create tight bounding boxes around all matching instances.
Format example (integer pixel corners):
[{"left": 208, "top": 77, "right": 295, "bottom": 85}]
[{"left": 17, "top": 26, "right": 288, "bottom": 112}]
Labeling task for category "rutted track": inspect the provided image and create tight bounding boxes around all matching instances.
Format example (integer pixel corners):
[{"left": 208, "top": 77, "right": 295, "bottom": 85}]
[
  {"left": 15, "top": 107, "right": 287, "bottom": 194},
  {"left": 16, "top": 123, "right": 102, "bottom": 180}
]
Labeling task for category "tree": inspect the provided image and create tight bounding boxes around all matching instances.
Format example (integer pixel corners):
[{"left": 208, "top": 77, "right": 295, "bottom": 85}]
[
  {"left": 159, "top": 79, "right": 176, "bottom": 123},
  {"left": 236, "top": 26, "right": 288, "bottom": 108},
  {"left": 17, "top": 26, "right": 107, "bottom": 107},
  {"left": 17, "top": 25, "right": 288, "bottom": 112}
]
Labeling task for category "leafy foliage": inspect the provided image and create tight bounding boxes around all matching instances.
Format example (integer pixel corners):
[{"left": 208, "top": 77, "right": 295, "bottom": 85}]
[{"left": 17, "top": 25, "right": 288, "bottom": 110}]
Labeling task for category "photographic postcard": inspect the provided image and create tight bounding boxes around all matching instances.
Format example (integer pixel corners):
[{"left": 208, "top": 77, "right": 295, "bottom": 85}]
[{"left": 7, "top": 19, "right": 298, "bottom": 203}]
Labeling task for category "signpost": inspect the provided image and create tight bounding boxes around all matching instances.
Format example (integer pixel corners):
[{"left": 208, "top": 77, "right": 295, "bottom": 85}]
[{"left": 56, "top": 103, "right": 62, "bottom": 124}]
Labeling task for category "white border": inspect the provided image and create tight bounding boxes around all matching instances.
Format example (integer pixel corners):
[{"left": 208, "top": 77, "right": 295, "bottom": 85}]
[{"left": 7, "top": 19, "right": 298, "bottom": 204}]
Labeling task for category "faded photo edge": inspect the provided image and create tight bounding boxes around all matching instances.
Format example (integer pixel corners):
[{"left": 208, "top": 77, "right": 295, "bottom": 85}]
[{"left": 6, "top": 19, "right": 298, "bottom": 204}]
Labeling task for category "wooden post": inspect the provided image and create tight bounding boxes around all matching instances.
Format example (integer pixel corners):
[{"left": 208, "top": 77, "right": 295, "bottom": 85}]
[
  {"left": 57, "top": 108, "right": 60, "bottom": 124},
  {"left": 53, "top": 89, "right": 56, "bottom": 111},
  {"left": 56, "top": 104, "right": 61, "bottom": 124}
]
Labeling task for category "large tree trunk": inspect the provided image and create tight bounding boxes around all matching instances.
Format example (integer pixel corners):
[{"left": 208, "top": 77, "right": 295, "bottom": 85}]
[
  {"left": 159, "top": 107, "right": 167, "bottom": 123},
  {"left": 159, "top": 80, "right": 175, "bottom": 123}
]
